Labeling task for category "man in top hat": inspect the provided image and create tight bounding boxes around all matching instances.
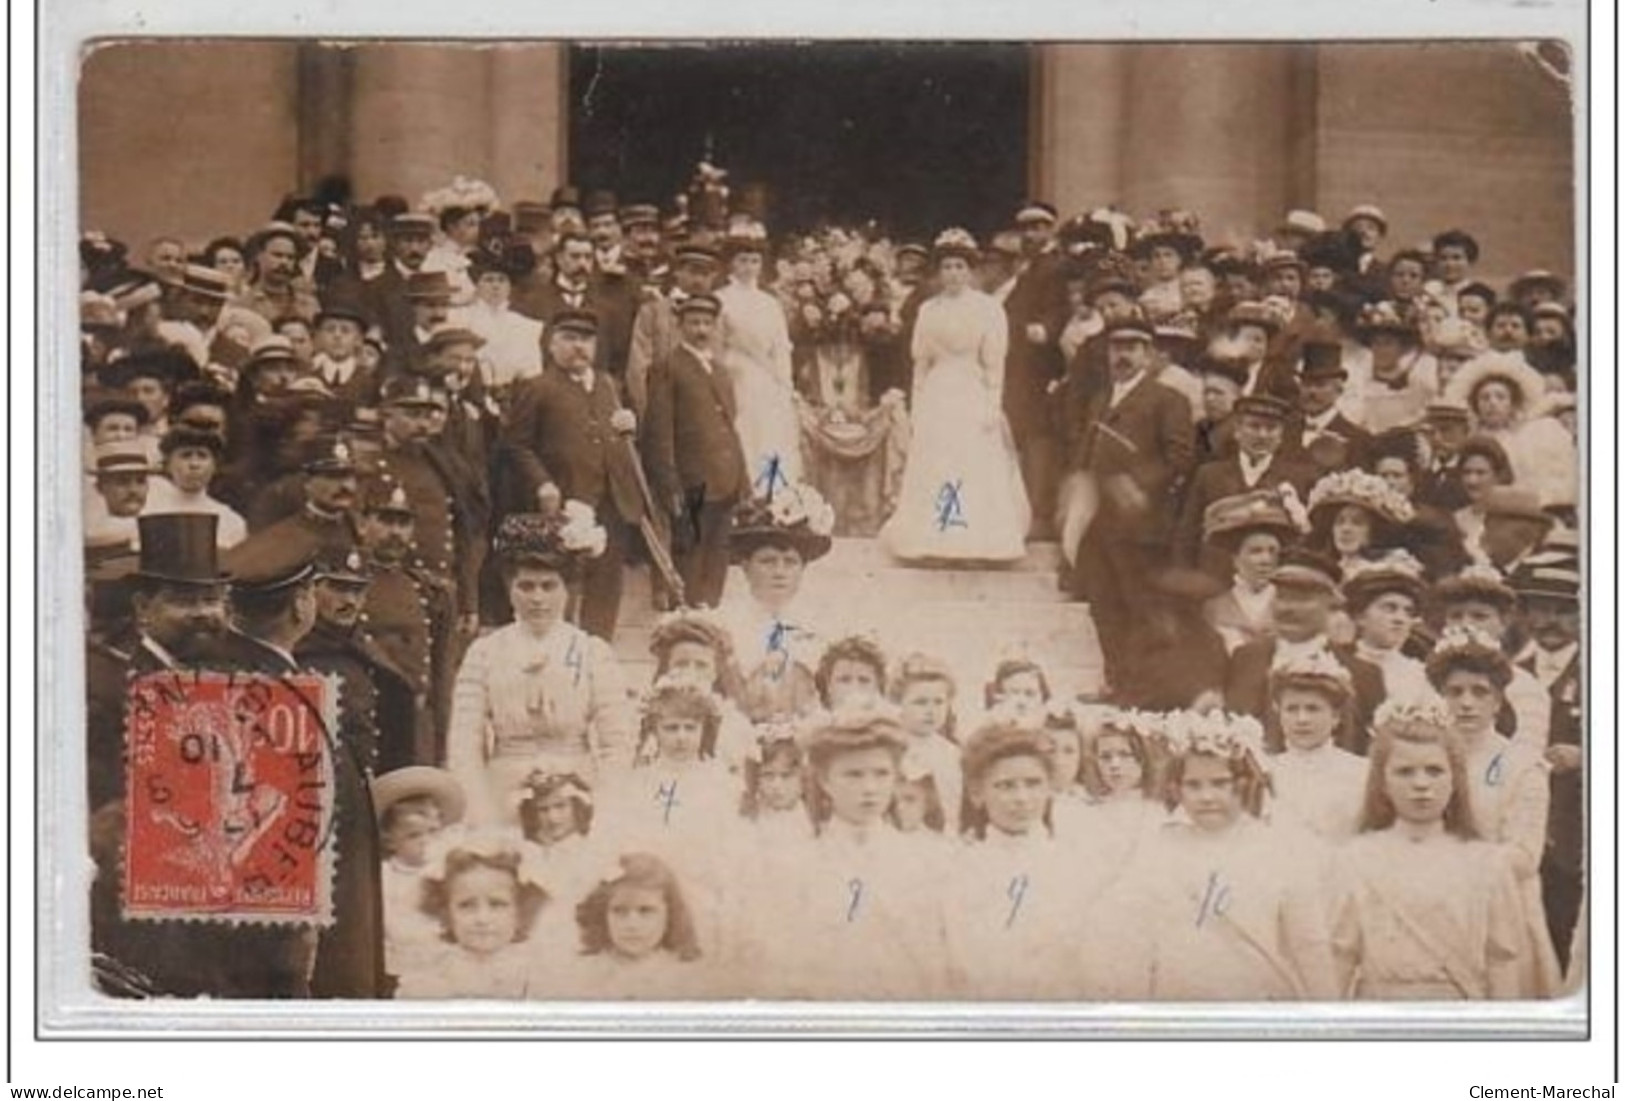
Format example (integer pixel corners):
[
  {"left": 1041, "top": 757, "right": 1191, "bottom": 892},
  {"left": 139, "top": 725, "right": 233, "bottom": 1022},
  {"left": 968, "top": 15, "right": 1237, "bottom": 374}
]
[
  {"left": 241, "top": 222, "right": 319, "bottom": 326},
  {"left": 295, "top": 548, "right": 418, "bottom": 777},
  {"left": 245, "top": 435, "right": 361, "bottom": 555},
  {"left": 642, "top": 293, "right": 751, "bottom": 609},
  {"left": 214, "top": 531, "right": 385, "bottom": 999},
  {"left": 1065, "top": 315, "right": 1196, "bottom": 691},
  {"left": 1223, "top": 548, "right": 1385, "bottom": 754},
  {"left": 501, "top": 309, "right": 648, "bottom": 640},
  {"left": 362, "top": 374, "right": 490, "bottom": 636},
  {"left": 1509, "top": 550, "right": 1582, "bottom": 967},
  {"left": 1176, "top": 392, "right": 1318, "bottom": 571},
  {"left": 352, "top": 474, "right": 457, "bottom": 765},
  {"left": 1286, "top": 339, "right": 1370, "bottom": 474},
  {"left": 626, "top": 241, "right": 720, "bottom": 418},
  {"left": 548, "top": 185, "right": 587, "bottom": 235},
  {"left": 385, "top": 270, "right": 457, "bottom": 374}
]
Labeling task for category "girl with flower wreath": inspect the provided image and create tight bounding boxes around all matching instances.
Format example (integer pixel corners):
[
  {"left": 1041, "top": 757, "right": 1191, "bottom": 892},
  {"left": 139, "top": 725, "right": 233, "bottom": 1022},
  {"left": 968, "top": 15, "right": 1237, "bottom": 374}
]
[
  {"left": 445, "top": 508, "right": 636, "bottom": 826},
  {"left": 393, "top": 831, "right": 552, "bottom": 999},
  {"left": 513, "top": 767, "right": 606, "bottom": 929},
  {"left": 1264, "top": 650, "right": 1368, "bottom": 844},
  {"left": 879, "top": 227, "right": 1031, "bottom": 563},
  {"left": 1053, "top": 708, "right": 1168, "bottom": 894},
  {"left": 1330, "top": 697, "right": 1526, "bottom": 999},
  {"left": 646, "top": 607, "right": 754, "bottom": 772},
  {"left": 1127, "top": 710, "right": 1340, "bottom": 1001}
]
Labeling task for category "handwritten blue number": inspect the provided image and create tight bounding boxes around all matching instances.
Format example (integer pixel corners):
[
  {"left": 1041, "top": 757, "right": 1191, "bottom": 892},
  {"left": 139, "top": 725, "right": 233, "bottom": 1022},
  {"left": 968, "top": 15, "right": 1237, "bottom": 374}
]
[
  {"left": 846, "top": 878, "right": 864, "bottom": 922},
  {"left": 1005, "top": 874, "right": 1029, "bottom": 929},
  {"left": 1485, "top": 753, "right": 1505, "bottom": 787},
  {"left": 565, "top": 636, "right": 584, "bottom": 686},
  {"left": 935, "top": 480, "right": 967, "bottom": 531},
  {"left": 1196, "top": 871, "right": 1231, "bottom": 927},
  {"left": 755, "top": 454, "right": 789, "bottom": 499},
  {"left": 656, "top": 781, "right": 679, "bottom": 825}
]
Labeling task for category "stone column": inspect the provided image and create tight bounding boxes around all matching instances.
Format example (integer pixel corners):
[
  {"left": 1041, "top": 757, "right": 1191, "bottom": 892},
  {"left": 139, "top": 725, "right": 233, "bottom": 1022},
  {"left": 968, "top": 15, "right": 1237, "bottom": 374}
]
[
  {"left": 1031, "top": 44, "right": 1129, "bottom": 213},
  {"left": 1119, "top": 44, "right": 1305, "bottom": 245},
  {"left": 347, "top": 44, "right": 494, "bottom": 207},
  {"left": 486, "top": 44, "right": 569, "bottom": 207}
]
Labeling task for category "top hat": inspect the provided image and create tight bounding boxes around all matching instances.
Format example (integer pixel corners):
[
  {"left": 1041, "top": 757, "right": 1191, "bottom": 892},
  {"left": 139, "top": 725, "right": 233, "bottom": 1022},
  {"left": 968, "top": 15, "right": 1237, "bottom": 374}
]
[
  {"left": 136, "top": 513, "right": 229, "bottom": 586},
  {"left": 582, "top": 190, "right": 619, "bottom": 218},
  {"left": 1299, "top": 341, "right": 1347, "bottom": 381}
]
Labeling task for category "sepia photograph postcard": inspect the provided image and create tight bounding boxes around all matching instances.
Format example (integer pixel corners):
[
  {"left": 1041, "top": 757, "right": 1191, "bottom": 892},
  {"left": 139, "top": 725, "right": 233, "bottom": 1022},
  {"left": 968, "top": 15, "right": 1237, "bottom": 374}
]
[{"left": 30, "top": 0, "right": 1600, "bottom": 1050}]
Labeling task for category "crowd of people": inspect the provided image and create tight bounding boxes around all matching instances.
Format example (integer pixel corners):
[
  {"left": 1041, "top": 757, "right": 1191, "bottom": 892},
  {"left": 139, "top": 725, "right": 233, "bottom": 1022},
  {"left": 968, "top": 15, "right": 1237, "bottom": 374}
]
[{"left": 78, "top": 164, "right": 1583, "bottom": 1003}]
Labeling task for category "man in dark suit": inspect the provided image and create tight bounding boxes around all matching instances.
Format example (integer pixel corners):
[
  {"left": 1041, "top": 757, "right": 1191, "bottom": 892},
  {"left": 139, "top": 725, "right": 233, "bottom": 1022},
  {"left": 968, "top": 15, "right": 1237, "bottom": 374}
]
[
  {"left": 1512, "top": 557, "right": 1583, "bottom": 969},
  {"left": 1223, "top": 549, "right": 1386, "bottom": 754},
  {"left": 515, "top": 231, "right": 637, "bottom": 386},
  {"left": 502, "top": 309, "right": 648, "bottom": 641},
  {"left": 245, "top": 435, "right": 359, "bottom": 555},
  {"left": 625, "top": 242, "right": 720, "bottom": 418},
  {"left": 1066, "top": 316, "right": 1195, "bottom": 694},
  {"left": 1175, "top": 393, "right": 1320, "bottom": 572},
  {"left": 1001, "top": 202, "right": 1069, "bottom": 538},
  {"left": 1286, "top": 340, "right": 1371, "bottom": 475},
  {"left": 642, "top": 294, "right": 750, "bottom": 609}
]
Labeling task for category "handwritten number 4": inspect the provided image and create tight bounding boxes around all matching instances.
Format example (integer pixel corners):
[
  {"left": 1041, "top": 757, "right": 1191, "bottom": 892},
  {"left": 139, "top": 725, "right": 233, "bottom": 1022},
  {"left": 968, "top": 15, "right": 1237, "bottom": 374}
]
[{"left": 565, "top": 637, "right": 584, "bottom": 686}]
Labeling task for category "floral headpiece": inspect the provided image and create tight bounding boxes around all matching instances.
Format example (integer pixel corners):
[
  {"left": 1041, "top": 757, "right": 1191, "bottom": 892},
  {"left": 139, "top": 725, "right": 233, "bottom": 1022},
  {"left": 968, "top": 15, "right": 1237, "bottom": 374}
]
[
  {"left": 1342, "top": 549, "right": 1426, "bottom": 586},
  {"left": 1157, "top": 709, "right": 1268, "bottom": 767},
  {"left": 933, "top": 227, "right": 979, "bottom": 255},
  {"left": 513, "top": 768, "right": 593, "bottom": 811},
  {"left": 1306, "top": 469, "right": 1416, "bottom": 524},
  {"left": 1371, "top": 694, "right": 1454, "bottom": 738},
  {"left": 493, "top": 503, "right": 609, "bottom": 563},
  {"left": 419, "top": 176, "right": 501, "bottom": 218},
  {"left": 735, "top": 482, "right": 836, "bottom": 538},
  {"left": 1096, "top": 707, "right": 1165, "bottom": 742},
  {"left": 1356, "top": 300, "right": 1415, "bottom": 335},
  {"left": 1430, "top": 623, "right": 1506, "bottom": 662},
  {"left": 744, "top": 720, "right": 803, "bottom": 765},
  {"left": 1268, "top": 645, "right": 1353, "bottom": 692},
  {"left": 419, "top": 830, "right": 550, "bottom": 891},
  {"left": 799, "top": 700, "right": 908, "bottom": 754},
  {"left": 1137, "top": 209, "right": 1202, "bottom": 243},
  {"left": 640, "top": 670, "right": 725, "bottom": 725}
]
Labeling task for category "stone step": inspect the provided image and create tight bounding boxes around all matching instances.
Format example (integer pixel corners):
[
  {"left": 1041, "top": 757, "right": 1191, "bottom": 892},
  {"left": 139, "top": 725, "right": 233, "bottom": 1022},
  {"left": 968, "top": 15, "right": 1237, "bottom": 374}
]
[{"left": 820, "top": 536, "right": 1064, "bottom": 575}]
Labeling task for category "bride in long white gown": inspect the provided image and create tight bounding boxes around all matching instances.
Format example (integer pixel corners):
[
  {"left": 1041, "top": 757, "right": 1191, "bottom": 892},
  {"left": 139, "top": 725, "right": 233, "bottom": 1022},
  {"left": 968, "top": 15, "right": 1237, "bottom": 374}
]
[
  {"left": 880, "top": 228, "right": 1031, "bottom": 562},
  {"left": 716, "top": 230, "right": 802, "bottom": 493}
]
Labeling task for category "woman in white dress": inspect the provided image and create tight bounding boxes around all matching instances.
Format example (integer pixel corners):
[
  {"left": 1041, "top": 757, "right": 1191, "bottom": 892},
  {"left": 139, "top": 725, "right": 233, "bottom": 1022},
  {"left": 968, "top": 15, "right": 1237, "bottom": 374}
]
[
  {"left": 880, "top": 228, "right": 1030, "bottom": 562},
  {"left": 1444, "top": 351, "right": 1577, "bottom": 510},
  {"left": 716, "top": 229, "right": 802, "bottom": 489}
]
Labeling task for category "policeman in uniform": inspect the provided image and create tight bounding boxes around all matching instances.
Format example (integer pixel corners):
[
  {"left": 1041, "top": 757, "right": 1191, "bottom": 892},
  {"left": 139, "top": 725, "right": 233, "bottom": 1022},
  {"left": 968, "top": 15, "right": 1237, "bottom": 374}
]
[
  {"left": 352, "top": 474, "right": 457, "bottom": 766},
  {"left": 245, "top": 435, "right": 361, "bottom": 556}
]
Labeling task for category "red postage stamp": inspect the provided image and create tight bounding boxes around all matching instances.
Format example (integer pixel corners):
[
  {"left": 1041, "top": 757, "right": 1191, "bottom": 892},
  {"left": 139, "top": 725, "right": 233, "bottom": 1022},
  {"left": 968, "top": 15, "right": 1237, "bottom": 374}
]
[{"left": 122, "top": 670, "right": 338, "bottom": 926}]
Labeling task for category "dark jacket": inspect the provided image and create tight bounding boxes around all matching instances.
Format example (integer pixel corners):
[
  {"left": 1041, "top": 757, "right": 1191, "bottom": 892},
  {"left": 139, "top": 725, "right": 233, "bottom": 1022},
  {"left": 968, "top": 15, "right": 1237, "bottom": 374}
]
[
  {"left": 1175, "top": 451, "right": 1321, "bottom": 567},
  {"left": 501, "top": 365, "right": 646, "bottom": 524},
  {"left": 642, "top": 344, "right": 750, "bottom": 508},
  {"left": 1073, "top": 372, "right": 1196, "bottom": 546}
]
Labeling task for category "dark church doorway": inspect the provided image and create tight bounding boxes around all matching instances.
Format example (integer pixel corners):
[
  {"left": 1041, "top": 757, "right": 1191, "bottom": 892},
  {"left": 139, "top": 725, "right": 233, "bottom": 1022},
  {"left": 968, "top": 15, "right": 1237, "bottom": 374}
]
[{"left": 567, "top": 42, "right": 1032, "bottom": 241}]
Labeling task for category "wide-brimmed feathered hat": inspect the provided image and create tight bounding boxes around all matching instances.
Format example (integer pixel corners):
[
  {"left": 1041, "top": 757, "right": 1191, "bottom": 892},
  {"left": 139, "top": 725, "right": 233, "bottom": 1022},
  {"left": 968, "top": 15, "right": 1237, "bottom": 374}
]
[
  {"left": 1443, "top": 351, "right": 1549, "bottom": 419},
  {"left": 730, "top": 483, "right": 836, "bottom": 564}
]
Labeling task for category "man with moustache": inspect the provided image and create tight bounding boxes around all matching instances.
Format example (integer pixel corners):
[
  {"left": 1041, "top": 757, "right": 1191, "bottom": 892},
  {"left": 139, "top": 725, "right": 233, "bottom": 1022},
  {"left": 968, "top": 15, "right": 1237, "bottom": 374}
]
[
  {"left": 295, "top": 547, "right": 418, "bottom": 776},
  {"left": 519, "top": 232, "right": 637, "bottom": 386},
  {"left": 362, "top": 374, "right": 489, "bottom": 638},
  {"left": 502, "top": 309, "right": 647, "bottom": 640},
  {"left": 625, "top": 241, "right": 720, "bottom": 418},
  {"left": 353, "top": 475, "right": 456, "bottom": 765},
  {"left": 240, "top": 222, "right": 319, "bottom": 326},
  {"left": 244, "top": 436, "right": 361, "bottom": 557}
]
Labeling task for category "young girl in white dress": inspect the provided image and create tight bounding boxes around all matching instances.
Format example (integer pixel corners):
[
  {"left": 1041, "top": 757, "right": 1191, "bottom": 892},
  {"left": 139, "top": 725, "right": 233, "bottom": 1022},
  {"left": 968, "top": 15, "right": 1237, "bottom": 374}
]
[
  {"left": 552, "top": 852, "right": 707, "bottom": 999},
  {"left": 373, "top": 767, "right": 466, "bottom": 989},
  {"left": 889, "top": 652, "right": 965, "bottom": 830},
  {"left": 646, "top": 609, "right": 755, "bottom": 773},
  {"left": 1426, "top": 626, "right": 1562, "bottom": 997},
  {"left": 879, "top": 227, "right": 1030, "bottom": 562},
  {"left": 738, "top": 728, "right": 815, "bottom": 843},
  {"left": 1266, "top": 650, "right": 1368, "bottom": 844},
  {"left": 1055, "top": 709, "right": 1167, "bottom": 883},
  {"left": 393, "top": 833, "right": 551, "bottom": 999},
  {"left": 1131, "top": 711, "right": 1340, "bottom": 1001},
  {"left": 514, "top": 768, "right": 605, "bottom": 948},
  {"left": 753, "top": 708, "right": 952, "bottom": 999},
  {"left": 1331, "top": 697, "right": 1526, "bottom": 999}
]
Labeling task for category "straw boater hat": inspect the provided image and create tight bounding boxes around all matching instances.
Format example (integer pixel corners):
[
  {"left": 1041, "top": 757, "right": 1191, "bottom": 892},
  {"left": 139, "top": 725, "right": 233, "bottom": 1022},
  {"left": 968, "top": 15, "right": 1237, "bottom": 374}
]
[
  {"left": 371, "top": 766, "right": 467, "bottom": 826},
  {"left": 1443, "top": 351, "right": 1549, "bottom": 419},
  {"left": 1342, "top": 204, "right": 1389, "bottom": 233}
]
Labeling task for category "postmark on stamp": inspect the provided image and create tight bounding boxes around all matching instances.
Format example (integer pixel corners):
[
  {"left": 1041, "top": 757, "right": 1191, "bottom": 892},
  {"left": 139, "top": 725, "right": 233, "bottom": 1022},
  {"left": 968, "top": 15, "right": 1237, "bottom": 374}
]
[{"left": 122, "top": 670, "right": 339, "bottom": 926}]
